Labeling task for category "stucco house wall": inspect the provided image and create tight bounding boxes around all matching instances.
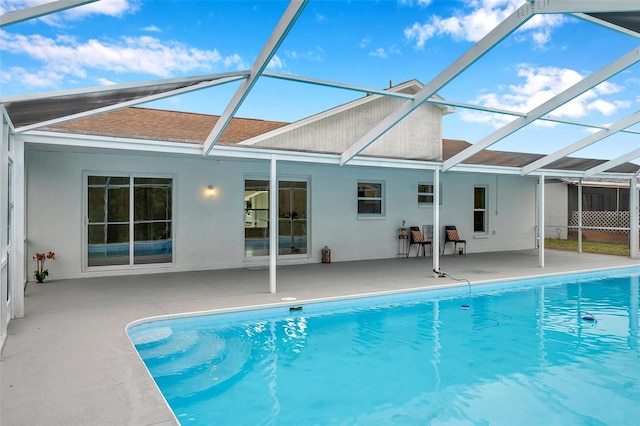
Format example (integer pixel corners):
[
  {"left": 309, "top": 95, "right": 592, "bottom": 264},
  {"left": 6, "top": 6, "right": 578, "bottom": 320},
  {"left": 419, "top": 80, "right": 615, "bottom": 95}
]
[
  {"left": 25, "top": 145, "right": 538, "bottom": 280},
  {"left": 544, "top": 181, "right": 569, "bottom": 239},
  {"left": 439, "top": 173, "right": 538, "bottom": 253}
]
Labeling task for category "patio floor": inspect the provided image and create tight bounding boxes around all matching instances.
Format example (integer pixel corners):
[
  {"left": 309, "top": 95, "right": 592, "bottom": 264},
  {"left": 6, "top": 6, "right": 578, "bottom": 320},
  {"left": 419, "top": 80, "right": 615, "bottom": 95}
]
[{"left": 2, "top": 249, "right": 639, "bottom": 425}]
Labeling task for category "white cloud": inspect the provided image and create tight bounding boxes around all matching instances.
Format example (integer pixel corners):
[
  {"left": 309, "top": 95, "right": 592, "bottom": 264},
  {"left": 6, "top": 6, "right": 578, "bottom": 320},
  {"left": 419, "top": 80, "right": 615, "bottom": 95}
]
[
  {"left": 369, "top": 45, "right": 401, "bottom": 59},
  {"left": 360, "top": 37, "right": 371, "bottom": 49},
  {"left": 267, "top": 55, "right": 284, "bottom": 70},
  {"left": 96, "top": 77, "right": 117, "bottom": 86},
  {"left": 0, "top": 65, "right": 64, "bottom": 88},
  {"left": 460, "top": 65, "right": 632, "bottom": 128},
  {"left": 222, "top": 53, "right": 245, "bottom": 70},
  {"left": 143, "top": 25, "right": 161, "bottom": 33},
  {"left": 64, "top": 0, "right": 138, "bottom": 19},
  {"left": 0, "top": 0, "right": 139, "bottom": 25},
  {"left": 389, "top": 44, "right": 401, "bottom": 55},
  {"left": 404, "top": 0, "right": 565, "bottom": 49},
  {"left": 285, "top": 46, "right": 324, "bottom": 62},
  {"left": 369, "top": 48, "right": 388, "bottom": 59},
  {"left": 403, "top": 22, "right": 436, "bottom": 48},
  {"left": 398, "top": 0, "right": 433, "bottom": 7},
  {"left": 0, "top": 30, "right": 228, "bottom": 87}
]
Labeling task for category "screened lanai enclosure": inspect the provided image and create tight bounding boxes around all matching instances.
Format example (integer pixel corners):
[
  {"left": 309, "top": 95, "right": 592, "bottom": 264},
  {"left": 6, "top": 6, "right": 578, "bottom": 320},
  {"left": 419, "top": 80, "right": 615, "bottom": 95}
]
[{"left": 1, "top": 1, "right": 639, "bottom": 348}]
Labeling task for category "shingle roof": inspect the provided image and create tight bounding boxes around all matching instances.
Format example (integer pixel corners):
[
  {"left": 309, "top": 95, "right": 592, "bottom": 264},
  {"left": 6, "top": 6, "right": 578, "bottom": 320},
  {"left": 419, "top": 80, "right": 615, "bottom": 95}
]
[
  {"left": 46, "top": 106, "right": 289, "bottom": 144},
  {"left": 445, "top": 139, "right": 639, "bottom": 173},
  {"left": 45, "top": 107, "right": 639, "bottom": 174}
]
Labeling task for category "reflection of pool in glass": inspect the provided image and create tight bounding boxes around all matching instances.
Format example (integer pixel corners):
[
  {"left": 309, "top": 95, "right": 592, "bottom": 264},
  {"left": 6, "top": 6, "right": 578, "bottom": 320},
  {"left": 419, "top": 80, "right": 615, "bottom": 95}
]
[
  {"left": 127, "top": 269, "right": 640, "bottom": 425},
  {"left": 244, "top": 236, "right": 307, "bottom": 256},
  {"left": 88, "top": 240, "right": 172, "bottom": 265}
]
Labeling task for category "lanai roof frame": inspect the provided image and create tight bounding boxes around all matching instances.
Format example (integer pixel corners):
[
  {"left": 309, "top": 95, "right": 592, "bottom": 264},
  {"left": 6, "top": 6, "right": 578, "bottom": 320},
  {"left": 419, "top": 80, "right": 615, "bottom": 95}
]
[{"left": 2, "top": 1, "right": 638, "bottom": 178}]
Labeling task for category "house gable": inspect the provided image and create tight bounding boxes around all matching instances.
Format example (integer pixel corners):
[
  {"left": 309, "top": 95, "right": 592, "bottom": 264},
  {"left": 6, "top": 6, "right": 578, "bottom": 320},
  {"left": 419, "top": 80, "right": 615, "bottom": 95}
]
[{"left": 239, "top": 80, "right": 452, "bottom": 161}]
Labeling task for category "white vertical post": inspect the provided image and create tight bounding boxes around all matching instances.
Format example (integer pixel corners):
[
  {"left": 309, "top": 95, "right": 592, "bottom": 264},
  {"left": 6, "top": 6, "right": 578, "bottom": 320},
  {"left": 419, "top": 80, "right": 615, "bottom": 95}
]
[
  {"left": 11, "top": 137, "right": 25, "bottom": 318},
  {"left": 0, "top": 113, "right": 8, "bottom": 335},
  {"left": 539, "top": 174, "right": 545, "bottom": 268},
  {"left": 432, "top": 168, "right": 440, "bottom": 276},
  {"left": 630, "top": 275, "right": 638, "bottom": 349},
  {"left": 578, "top": 178, "right": 583, "bottom": 253},
  {"left": 269, "top": 156, "right": 277, "bottom": 293},
  {"left": 630, "top": 174, "right": 639, "bottom": 259}
]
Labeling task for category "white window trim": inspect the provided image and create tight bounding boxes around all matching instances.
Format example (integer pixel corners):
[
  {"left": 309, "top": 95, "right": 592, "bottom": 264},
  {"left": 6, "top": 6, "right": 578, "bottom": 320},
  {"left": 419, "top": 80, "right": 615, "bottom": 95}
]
[
  {"left": 418, "top": 182, "right": 443, "bottom": 207},
  {"left": 473, "top": 185, "right": 488, "bottom": 235},
  {"left": 243, "top": 174, "right": 311, "bottom": 260},
  {"left": 82, "top": 171, "right": 175, "bottom": 272},
  {"left": 357, "top": 180, "right": 385, "bottom": 218}
]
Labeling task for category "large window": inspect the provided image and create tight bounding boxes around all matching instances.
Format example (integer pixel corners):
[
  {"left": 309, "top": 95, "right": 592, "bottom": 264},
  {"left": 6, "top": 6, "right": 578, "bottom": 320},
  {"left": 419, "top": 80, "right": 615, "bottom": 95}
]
[
  {"left": 357, "top": 182, "right": 384, "bottom": 216},
  {"left": 86, "top": 175, "right": 173, "bottom": 267},
  {"left": 244, "top": 178, "right": 308, "bottom": 257},
  {"left": 473, "top": 186, "right": 487, "bottom": 233}
]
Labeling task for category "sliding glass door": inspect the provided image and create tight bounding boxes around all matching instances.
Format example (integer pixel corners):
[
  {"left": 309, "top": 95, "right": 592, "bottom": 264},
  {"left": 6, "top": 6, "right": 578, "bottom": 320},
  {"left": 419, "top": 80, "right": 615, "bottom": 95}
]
[
  {"left": 86, "top": 174, "right": 173, "bottom": 267},
  {"left": 244, "top": 178, "right": 308, "bottom": 257}
]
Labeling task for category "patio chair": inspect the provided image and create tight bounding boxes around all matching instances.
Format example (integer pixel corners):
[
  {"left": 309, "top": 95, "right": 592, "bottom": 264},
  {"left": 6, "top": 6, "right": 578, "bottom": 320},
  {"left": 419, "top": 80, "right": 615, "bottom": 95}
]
[
  {"left": 409, "top": 226, "right": 432, "bottom": 257},
  {"left": 443, "top": 225, "right": 466, "bottom": 255}
]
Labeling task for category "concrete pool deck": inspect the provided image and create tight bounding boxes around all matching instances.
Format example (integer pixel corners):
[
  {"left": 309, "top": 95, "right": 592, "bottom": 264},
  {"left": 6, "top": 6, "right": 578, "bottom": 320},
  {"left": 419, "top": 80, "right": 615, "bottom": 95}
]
[{"left": 2, "top": 249, "right": 639, "bottom": 425}]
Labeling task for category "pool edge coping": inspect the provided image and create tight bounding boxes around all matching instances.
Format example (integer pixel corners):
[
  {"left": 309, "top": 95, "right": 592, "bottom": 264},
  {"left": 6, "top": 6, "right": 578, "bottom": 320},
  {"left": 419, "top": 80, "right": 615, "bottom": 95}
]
[{"left": 125, "top": 263, "right": 640, "bottom": 332}]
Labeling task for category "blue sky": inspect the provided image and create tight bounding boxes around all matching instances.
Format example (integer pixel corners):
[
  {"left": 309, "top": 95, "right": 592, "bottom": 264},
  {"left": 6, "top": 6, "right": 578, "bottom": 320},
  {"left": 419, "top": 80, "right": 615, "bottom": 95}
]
[{"left": 1, "top": 0, "right": 638, "bottom": 162}]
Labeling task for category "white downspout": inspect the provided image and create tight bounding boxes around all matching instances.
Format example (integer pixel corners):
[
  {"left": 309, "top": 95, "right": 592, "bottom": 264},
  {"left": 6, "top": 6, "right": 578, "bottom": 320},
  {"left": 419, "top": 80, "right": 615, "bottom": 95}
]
[{"left": 269, "top": 156, "right": 277, "bottom": 293}]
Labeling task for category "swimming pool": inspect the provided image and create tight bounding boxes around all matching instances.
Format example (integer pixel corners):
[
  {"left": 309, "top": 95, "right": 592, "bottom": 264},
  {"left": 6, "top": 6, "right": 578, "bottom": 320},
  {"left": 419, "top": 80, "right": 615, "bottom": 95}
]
[{"left": 128, "top": 269, "right": 640, "bottom": 425}]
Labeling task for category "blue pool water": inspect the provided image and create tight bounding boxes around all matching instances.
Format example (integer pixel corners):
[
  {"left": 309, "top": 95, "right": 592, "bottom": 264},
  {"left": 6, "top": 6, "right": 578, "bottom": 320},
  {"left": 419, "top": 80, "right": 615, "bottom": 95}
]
[
  {"left": 128, "top": 269, "right": 640, "bottom": 425},
  {"left": 88, "top": 239, "right": 172, "bottom": 259}
]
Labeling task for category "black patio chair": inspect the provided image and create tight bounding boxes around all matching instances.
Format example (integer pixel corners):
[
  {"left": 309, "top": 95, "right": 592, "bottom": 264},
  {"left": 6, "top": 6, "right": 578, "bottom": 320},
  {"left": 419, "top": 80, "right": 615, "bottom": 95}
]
[
  {"left": 408, "top": 226, "right": 432, "bottom": 257},
  {"left": 443, "top": 225, "right": 466, "bottom": 255}
]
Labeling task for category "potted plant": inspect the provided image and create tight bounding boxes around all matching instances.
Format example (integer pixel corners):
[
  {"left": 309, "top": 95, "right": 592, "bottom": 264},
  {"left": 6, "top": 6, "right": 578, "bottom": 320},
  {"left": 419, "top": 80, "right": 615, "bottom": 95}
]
[
  {"left": 399, "top": 220, "right": 408, "bottom": 236},
  {"left": 33, "top": 251, "right": 56, "bottom": 283}
]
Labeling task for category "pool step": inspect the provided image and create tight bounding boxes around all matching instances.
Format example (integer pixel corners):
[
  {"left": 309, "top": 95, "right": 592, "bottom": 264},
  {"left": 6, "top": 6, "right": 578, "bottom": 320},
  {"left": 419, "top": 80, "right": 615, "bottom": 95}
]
[
  {"left": 147, "top": 333, "right": 226, "bottom": 377},
  {"left": 159, "top": 337, "right": 252, "bottom": 400},
  {"left": 135, "top": 330, "right": 199, "bottom": 360},
  {"left": 129, "top": 326, "right": 173, "bottom": 347}
]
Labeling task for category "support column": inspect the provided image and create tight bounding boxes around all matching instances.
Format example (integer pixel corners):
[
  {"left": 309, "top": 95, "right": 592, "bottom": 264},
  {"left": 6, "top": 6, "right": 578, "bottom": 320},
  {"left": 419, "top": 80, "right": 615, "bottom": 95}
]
[
  {"left": 630, "top": 174, "right": 639, "bottom": 259},
  {"left": 269, "top": 156, "right": 277, "bottom": 293},
  {"left": 538, "top": 174, "right": 545, "bottom": 267},
  {"left": 629, "top": 275, "right": 638, "bottom": 350},
  {"left": 432, "top": 168, "right": 440, "bottom": 276},
  {"left": 12, "top": 137, "right": 25, "bottom": 318},
  {"left": 578, "top": 178, "right": 583, "bottom": 253},
  {"left": 0, "top": 112, "right": 8, "bottom": 339}
]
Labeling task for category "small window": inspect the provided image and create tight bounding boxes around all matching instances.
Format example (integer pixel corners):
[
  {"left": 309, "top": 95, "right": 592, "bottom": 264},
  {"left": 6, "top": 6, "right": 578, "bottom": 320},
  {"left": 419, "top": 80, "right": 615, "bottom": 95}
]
[
  {"left": 357, "top": 182, "right": 384, "bottom": 216},
  {"left": 418, "top": 183, "right": 442, "bottom": 206},
  {"left": 473, "top": 186, "right": 487, "bottom": 233},
  {"left": 418, "top": 184, "right": 434, "bottom": 205}
]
